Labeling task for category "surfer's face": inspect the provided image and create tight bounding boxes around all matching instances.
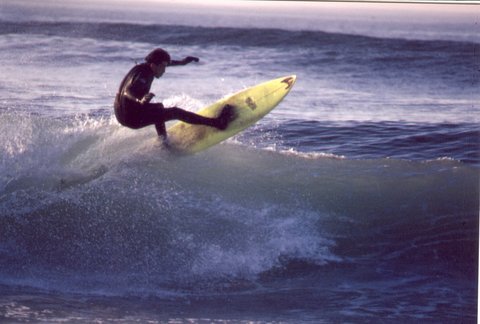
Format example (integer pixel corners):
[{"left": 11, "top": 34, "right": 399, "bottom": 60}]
[{"left": 152, "top": 61, "right": 167, "bottom": 78}]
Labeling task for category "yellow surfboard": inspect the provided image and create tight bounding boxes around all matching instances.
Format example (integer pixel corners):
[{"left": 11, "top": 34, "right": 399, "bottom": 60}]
[{"left": 167, "top": 75, "right": 296, "bottom": 154}]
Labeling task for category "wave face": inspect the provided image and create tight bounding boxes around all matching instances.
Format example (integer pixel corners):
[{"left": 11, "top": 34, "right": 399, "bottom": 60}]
[{"left": 0, "top": 114, "right": 477, "bottom": 303}]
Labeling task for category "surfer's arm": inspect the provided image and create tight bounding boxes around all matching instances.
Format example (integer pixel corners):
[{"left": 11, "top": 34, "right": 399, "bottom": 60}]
[
  {"left": 123, "top": 70, "right": 154, "bottom": 105},
  {"left": 122, "top": 88, "right": 141, "bottom": 103},
  {"left": 169, "top": 56, "right": 199, "bottom": 66},
  {"left": 123, "top": 89, "right": 154, "bottom": 105}
]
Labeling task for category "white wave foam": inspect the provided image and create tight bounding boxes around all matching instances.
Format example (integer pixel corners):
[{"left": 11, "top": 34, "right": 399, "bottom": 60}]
[
  {"left": 189, "top": 202, "right": 341, "bottom": 279},
  {"left": 271, "top": 147, "right": 346, "bottom": 160}
]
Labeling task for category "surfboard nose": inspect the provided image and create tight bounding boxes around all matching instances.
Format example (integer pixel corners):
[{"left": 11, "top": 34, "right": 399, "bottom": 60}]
[{"left": 281, "top": 75, "right": 296, "bottom": 90}]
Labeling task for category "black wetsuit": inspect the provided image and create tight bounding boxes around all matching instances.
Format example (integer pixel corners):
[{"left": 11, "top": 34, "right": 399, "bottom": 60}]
[{"left": 114, "top": 63, "right": 221, "bottom": 137}]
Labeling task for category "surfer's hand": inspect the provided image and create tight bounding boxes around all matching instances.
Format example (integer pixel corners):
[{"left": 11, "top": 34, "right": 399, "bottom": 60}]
[
  {"left": 140, "top": 93, "right": 155, "bottom": 105},
  {"left": 184, "top": 56, "right": 199, "bottom": 64}
]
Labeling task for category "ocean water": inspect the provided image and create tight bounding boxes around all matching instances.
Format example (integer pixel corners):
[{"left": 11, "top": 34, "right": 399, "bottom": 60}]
[{"left": 0, "top": 0, "right": 479, "bottom": 322}]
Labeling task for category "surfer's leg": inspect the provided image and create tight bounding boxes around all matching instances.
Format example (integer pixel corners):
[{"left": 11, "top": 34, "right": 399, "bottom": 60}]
[
  {"left": 163, "top": 105, "right": 235, "bottom": 130},
  {"left": 155, "top": 122, "right": 167, "bottom": 138},
  {"left": 122, "top": 104, "right": 234, "bottom": 137},
  {"left": 162, "top": 107, "right": 218, "bottom": 126},
  {"left": 129, "top": 104, "right": 214, "bottom": 137},
  {"left": 144, "top": 107, "right": 167, "bottom": 138}
]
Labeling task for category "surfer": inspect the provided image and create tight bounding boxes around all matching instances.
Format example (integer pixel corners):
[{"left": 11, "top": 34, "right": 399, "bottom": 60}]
[{"left": 114, "top": 48, "right": 234, "bottom": 139}]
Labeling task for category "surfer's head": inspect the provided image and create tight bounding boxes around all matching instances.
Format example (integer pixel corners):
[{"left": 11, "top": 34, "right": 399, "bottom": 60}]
[
  {"left": 145, "top": 48, "right": 171, "bottom": 65},
  {"left": 145, "top": 48, "right": 171, "bottom": 78}
]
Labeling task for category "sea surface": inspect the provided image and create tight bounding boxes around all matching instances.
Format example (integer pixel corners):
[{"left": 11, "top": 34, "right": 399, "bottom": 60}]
[{"left": 0, "top": 0, "right": 479, "bottom": 323}]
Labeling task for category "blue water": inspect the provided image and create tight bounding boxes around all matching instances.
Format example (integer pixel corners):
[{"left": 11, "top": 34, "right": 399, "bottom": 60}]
[{"left": 0, "top": 1, "right": 479, "bottom": 323}]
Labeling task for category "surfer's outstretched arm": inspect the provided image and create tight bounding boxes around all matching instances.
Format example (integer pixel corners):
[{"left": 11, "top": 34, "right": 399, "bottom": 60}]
[{"left": 169, "top": 56, "right": 199, "bottom": 66}]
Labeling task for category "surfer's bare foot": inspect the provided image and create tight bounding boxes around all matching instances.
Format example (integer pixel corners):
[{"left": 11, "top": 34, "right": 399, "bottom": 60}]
[
  {"left": 216, "top": 104, "right": 236, "bottom": 130},
  {"left": 155, "top": 134, "right": 170, "bottom": 148}
]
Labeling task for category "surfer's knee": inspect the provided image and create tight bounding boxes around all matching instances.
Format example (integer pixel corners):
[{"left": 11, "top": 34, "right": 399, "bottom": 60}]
[{"left": 163, "top": 107, "right": 184, "bottom": 119}]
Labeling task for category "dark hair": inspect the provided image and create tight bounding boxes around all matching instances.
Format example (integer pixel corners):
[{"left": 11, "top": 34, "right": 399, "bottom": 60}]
[{"left": 145, "top": 48, "right": 171, "bottom": 65}]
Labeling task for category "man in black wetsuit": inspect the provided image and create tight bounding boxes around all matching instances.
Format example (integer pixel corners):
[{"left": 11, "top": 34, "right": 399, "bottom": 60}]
[{"left": 114, "top": 48, "right": 233, "bottom": 139}]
